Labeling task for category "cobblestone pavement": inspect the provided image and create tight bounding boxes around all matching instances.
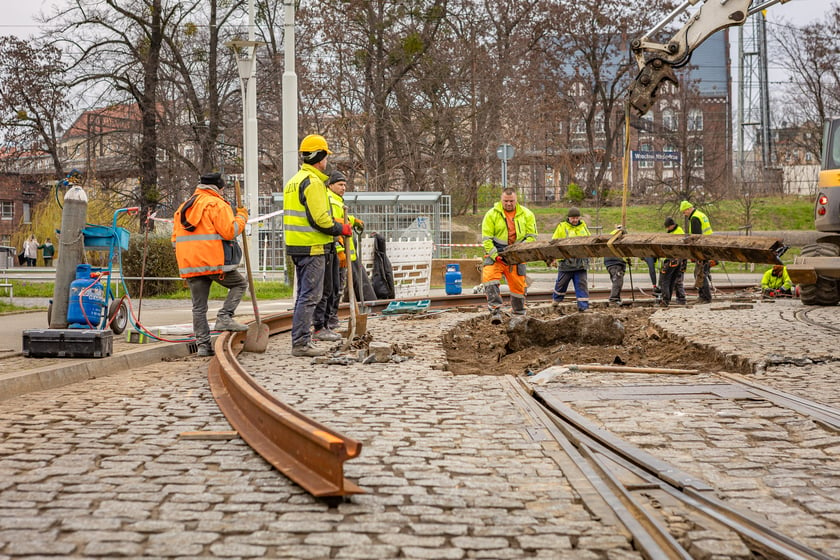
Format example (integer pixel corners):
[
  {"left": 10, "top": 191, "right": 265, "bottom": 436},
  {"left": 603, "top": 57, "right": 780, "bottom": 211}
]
[{"left": 0, "top": 298, "right": 838, "bottom": 558}]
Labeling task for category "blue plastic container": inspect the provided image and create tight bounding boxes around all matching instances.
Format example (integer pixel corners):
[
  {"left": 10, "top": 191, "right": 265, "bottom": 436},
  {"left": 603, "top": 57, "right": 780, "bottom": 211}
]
[
  {"left": 67, "top": 264, "right": 104, "bottom": 328},
  {"left": 444, "top": 263, "right": 462, "bottom": 295}
]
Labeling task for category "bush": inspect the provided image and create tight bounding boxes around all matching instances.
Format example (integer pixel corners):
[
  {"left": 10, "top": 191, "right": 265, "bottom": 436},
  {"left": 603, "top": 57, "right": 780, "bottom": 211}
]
[
  {"left": 121, "top": 235, "right": 182, "bottom": 297},
  {"left": 566, "top": 182, "right": 584, "bottom": 204}
]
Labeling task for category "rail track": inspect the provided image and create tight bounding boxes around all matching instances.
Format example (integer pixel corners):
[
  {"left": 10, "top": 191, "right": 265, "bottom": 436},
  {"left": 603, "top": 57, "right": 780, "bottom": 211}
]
[{"left": 507, "top": 377, "right": 836, "bottom": 560}]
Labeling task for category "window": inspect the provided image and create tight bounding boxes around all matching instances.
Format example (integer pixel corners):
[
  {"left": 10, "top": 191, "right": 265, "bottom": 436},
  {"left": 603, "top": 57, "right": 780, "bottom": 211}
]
[
  {"left": 691, "top": 145, "right": 704, "bottom": 167},
  {"left": 1, "top": 201, "right": 13, "bottom": 221},
  {"left": 662, "top": 109, "right": 677, "bottom": 131},
  {"left": 23, "top": 203, "right": 31, "bottom": 224},
  {"left": 573, "top": 118, "right": 586, "bottom": 134},
  {"left": 688, "top": 109, "right": 703, "bottom": 131},
  {"left": 663, "top": 144, "right": 677, "bottom": 168},
  {"left": 638, "top": 143, "right": 653, "bottom": 168},
  {"left": 594, "top": 111, "right": 605, "bottom": 133}
]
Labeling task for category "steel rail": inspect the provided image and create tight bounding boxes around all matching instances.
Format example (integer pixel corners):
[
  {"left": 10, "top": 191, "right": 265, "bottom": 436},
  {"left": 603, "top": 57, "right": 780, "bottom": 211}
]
[
  {"left": 534, "top": 388, "right": 834, "bottom": 560},
  {"left": 207, "top": 312, "right": 364, "bottom": 497}
]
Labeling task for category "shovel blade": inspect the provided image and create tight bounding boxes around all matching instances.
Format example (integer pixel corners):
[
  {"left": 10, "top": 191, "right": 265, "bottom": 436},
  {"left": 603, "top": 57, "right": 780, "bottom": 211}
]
[{"left": 242, "top": 322, "right": 270, "bottom": 353}]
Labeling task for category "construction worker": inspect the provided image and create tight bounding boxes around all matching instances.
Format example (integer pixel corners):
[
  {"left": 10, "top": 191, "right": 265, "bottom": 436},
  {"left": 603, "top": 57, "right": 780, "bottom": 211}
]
[
  {"left": 603, "top": 226, "right": 626, "bottom": 306},
  {"left": 317, "top": 170, "right": 364, "bottom": 334},
  {"left": 761, "top": 264, "right": 793, "bottom": 297},
  {"left": 481, "top": 188, "right": 537, "bottom": 324},
  {"left": 283, "top": 135, "right": 353, "bottom": 357},
  {"left": 172, "top": 172, "right": 249, "bottom": 357},
  {"left": 658, "top": 216, "right": 687, "bottom": 306},
  {"left": 680, "top": 200, "right": 714, "bottom": 303},
  {"left": 552, "top": 207, "right": 591, "bottom": 312}
]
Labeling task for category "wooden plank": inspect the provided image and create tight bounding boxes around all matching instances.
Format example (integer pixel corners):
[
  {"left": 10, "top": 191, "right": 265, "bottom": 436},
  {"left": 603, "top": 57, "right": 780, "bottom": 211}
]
[{"left": 500, "top": 233, "right": 784, "bottom": 265}]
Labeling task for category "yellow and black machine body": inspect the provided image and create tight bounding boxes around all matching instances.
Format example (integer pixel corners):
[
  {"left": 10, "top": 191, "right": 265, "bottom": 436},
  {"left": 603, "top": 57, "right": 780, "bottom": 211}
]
[{"left": 788, "top": 118, "right": 840, "bottom": 305}]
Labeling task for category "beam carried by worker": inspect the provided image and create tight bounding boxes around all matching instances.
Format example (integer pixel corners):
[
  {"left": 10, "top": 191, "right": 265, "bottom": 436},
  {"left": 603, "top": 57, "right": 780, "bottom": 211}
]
[{"left": 500, "top": 233, "right": 785, "bottom": 265}]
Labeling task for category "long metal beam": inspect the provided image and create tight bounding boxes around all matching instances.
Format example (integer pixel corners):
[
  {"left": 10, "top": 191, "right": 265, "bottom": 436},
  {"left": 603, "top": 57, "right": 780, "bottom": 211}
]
[{"left": 500, "top": 234, "right": 785, "bottom": 265}]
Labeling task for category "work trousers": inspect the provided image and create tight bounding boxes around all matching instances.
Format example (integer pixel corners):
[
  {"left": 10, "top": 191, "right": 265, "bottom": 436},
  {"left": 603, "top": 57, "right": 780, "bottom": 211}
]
[
  {"left": 187, "top": 270, "right": 248, "bottom": 348},
  {"left": 553, "top": 268, "right": 589, "bottom": 311},
  {"left": 694, "top": 260, "right": 712, "bottom": 302},
  {"left": 313, "top": 251, "right": 339, "bottom": 331},
  {"left": 291, "top": 254, "right": 326, "bottom": 347},
  {"left": 658, "top": 259, "right": 686, "bottom": 305},
  {"left": 606, "top": 262, "right": 626, "bottom": 303}
]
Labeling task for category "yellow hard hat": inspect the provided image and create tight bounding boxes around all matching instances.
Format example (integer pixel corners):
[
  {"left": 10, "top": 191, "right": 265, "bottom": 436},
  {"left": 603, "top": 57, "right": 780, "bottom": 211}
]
[
  {"left": 299, "top": 134, "right": 332, "bottom": 154},
  {"left": 679, "top": 200, "right": 692, "bottom": 212}
]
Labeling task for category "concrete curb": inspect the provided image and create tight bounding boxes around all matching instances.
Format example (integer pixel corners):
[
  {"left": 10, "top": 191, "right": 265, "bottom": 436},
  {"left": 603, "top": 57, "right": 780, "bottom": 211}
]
[{"left": 0, "top": 342, "right": 194, "bottom": 402}]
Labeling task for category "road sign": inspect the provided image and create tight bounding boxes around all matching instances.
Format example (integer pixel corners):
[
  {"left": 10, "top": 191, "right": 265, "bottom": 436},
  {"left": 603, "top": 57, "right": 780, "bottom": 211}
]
[{"left": 496, "top": 144, "right": 515, "bottom": 161}]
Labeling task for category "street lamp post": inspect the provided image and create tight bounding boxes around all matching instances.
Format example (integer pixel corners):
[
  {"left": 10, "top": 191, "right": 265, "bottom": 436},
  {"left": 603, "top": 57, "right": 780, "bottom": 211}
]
[{"left": 228, "top": 39, "right": 262, "bottom": 271}]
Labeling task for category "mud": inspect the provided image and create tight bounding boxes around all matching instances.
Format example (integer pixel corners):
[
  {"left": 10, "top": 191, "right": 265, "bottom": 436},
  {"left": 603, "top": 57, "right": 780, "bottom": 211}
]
[{"left": 442, "top": 304, "right": 737, "bottom": 376}]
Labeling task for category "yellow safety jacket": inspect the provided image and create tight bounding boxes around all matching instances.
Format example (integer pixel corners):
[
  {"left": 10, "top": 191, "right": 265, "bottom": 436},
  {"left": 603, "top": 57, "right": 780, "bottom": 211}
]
[
  {"left": 481, "top": 201, "right": 537, "bottom": 257},
  {"left": 687, "top": 209, "right": 713, "bottom": 235},
  {"left": 761, "top": 268, "right": 792, "bottom": 291},
  {"left": 552, "top": 219, "right": 591, "bottom": 271},
  {"left": 283, "top": 164, "right": 344, "bottom": 256},
  {"left": 328, "top": 189, "right": 359, "bottom": 262},
  {"left": 172, "top": 186, "right": 246, "bottom": 278}
]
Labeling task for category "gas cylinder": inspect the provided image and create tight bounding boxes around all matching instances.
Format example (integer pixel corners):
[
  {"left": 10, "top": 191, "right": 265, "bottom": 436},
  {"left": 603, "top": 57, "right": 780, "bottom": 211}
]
[
  {"left": 445, "top": 263, "right": 462, "bottom": 295},
  {"left": 67, "top": 264, "right": 104, "bottom": 328}
]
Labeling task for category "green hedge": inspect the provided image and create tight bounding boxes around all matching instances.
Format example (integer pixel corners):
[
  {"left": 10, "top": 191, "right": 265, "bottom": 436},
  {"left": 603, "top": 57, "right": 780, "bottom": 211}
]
[{"left": 121, "top": 235, "right": 182, "bottom": 297}]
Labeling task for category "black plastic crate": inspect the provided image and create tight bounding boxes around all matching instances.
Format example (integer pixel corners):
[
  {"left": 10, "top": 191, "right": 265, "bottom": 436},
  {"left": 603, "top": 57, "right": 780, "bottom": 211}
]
[{"left": 22, "top": 329, "right": 113, "bottom": 359}]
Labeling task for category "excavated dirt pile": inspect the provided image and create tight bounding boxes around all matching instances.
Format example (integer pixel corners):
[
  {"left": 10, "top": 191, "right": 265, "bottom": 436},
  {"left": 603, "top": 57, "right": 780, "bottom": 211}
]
[{"left": 442, "top": 305, "right": 736, "bottom": 376}]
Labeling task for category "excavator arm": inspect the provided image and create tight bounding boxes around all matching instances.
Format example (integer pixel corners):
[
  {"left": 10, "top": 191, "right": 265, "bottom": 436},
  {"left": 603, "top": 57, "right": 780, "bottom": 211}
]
[{"left": 628, "top": 0, "right": 791, "bottom": 116}]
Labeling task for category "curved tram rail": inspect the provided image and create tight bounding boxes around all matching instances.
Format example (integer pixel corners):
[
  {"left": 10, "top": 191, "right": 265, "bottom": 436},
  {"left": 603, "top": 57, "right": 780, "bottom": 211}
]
[{"left": 203, "top": 283, "right": 767, "bottom": 499}]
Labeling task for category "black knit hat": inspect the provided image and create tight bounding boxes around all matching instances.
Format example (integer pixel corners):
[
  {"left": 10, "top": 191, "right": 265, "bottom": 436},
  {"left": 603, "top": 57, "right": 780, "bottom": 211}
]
[
  {"left": 567, "top": 207, "right": 581, "bottom": 217},
  {"left": 664, "top": 216, "right": 676, "bottom": 228},
  {"left": 200, "top": 172, "right": 225, "bottom": 188},
  {"left": 328, "top": 170, "right": 347, "bottom": 185}
]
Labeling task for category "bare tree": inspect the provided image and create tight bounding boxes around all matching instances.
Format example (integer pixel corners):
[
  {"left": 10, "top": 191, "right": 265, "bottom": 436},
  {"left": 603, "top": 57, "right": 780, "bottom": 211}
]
[
  {"left": 0, "top": 37, "right": 71, "bottom": 177},
  {"left": 772, "top": 11, "right": 840, "bottom": 157}
]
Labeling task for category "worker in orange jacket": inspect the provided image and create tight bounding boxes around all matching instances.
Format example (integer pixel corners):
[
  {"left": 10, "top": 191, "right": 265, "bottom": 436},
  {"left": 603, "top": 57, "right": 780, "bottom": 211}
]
[{"left": 172, "top": 172, "right": 249, "bottom": 357}]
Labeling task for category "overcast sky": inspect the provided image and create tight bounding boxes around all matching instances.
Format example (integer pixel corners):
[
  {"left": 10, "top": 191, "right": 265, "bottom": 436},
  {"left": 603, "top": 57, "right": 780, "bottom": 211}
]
[{"left": 2, "top": 0, "right": 834, "bottom": 39}]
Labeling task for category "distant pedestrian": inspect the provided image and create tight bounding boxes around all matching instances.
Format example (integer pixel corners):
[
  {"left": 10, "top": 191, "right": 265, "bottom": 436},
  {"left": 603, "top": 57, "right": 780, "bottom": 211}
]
[
  {"left": 603, "top": 226, "right": 626, "bottom": 306},
  {"left": 23, "top": 235, "right": 39, "bottom": 266},
  {"left": 38, "top": 238, "right": 55, "bottom": 266},
  {"left": 551, "top": 207, "right": 591, "bottom": 312},
  {"left": 680, "top": 200, "right": 714, "bottom": 303}
]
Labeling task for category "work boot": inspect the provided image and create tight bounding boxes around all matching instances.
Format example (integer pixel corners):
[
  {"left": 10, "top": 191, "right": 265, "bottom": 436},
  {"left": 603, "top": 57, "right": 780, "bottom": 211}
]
[
  {"left": 214, "top": 316, "right": 248, "bottom": 332},
  {"left": 291, "top": 343, "right": 327, "bottom": 357},
  {"left": 511, "top": 296, "right": 526, "bottom": 316},
  {"left": 196, "top": 343, "right": 214, "bottom": 357},
  {"left": 490, "top": 311, "right": 503, "bottom": 325},
  {"left": 485, "top": 283, "right": 503, "bottom": 311},
  {"left": 313, "top": 328, "right": 341, "bottom": 342}
]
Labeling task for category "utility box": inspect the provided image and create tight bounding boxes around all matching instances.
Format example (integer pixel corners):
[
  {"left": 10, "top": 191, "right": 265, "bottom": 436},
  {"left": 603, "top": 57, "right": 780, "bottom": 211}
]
[{"left": 22, "top": 329, "right": 113, "bottom": 359}]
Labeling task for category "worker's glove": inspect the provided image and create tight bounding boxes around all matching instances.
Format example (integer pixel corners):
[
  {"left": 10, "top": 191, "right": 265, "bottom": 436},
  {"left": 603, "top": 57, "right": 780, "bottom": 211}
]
[
  {"left": 352, "top": 218, "right": 365, "bottom": 235},
  {"left": 483, "top": 255, "right": 494, "bottom": 266},
  {"left": 495, "top": 255, "right": 506, "bottom": 265},
  {"left": 236, "top": 207, "right": 248, "bottom": 220},
  {"left": 338, "top": 251, "right": 347, "bottom": 268},
  {"left": 340, "top": 222, "right": 353, "bottom": 237}
]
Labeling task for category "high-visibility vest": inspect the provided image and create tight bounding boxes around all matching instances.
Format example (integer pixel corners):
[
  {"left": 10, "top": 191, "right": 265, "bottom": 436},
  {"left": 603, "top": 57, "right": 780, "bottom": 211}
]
[
  {"left": 328, "top": 190, "right": 357, "bottom": 262},
  {"left": 282, "top": 164, "right": 337, "bottom": 256},
  {"left": 688, "top": 209, "right": 713, "bottom": 235},
  {"left": 481, "top": 202, "right": 537, "bottom": 257}
]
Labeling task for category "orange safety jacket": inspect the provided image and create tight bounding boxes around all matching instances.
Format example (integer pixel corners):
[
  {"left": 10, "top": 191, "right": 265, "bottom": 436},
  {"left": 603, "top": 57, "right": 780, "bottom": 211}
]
[{"left": 171, "top": 185, "right": 247, "bottom": 278}]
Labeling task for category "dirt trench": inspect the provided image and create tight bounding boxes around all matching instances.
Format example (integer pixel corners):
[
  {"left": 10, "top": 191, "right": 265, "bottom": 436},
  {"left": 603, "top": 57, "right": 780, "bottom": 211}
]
[{"left": 442, "top": 304, "right": 736, "bottom": 377}]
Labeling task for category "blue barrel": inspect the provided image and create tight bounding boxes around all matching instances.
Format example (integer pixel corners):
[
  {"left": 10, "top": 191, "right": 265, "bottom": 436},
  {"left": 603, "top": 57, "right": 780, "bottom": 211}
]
[
  {"left": 445, "top": 263, "right": 462, "bottom": 295},
  {"left": 67, "top": 264, "right": 104, "bottom": 328}
]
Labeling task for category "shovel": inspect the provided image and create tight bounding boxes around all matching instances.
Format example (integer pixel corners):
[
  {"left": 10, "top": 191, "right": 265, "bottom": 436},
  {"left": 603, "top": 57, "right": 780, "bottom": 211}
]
[
  {"left": 234, "top": 179, "right": 269, "bottom": 353},
  {"left": 352, "top": 229, "right": 368, "bottom": 336},
  {"left": 341, "top": 207, "right": 367, "bottom": 349}
]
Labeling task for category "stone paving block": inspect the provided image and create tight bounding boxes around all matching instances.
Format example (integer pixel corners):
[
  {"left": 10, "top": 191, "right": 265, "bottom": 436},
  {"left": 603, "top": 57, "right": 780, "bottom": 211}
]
[{"left": 208, "top": 542, "right": 268, "bottom": 557}]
